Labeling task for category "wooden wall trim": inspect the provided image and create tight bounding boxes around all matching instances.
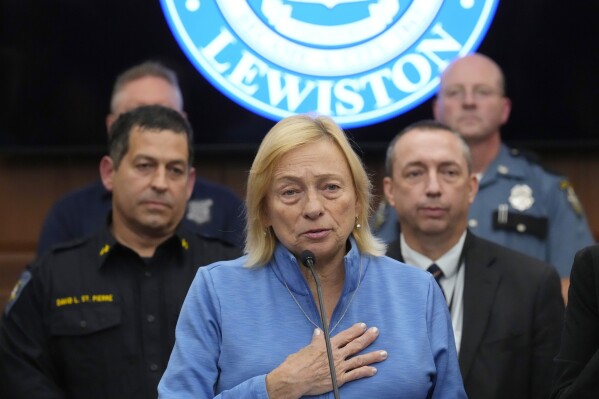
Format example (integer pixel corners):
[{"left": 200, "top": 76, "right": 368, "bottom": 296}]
[{"left": 1, "top": 150, "right": 597, "bottom": 309}]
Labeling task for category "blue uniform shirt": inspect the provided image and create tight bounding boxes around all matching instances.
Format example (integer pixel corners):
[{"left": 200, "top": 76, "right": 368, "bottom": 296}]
[
  {"left": 373, "top": 144, "right": 595, "bottom": 277},
  {"left": 37, "top": 177, "right": 245, "bottom": 255}
]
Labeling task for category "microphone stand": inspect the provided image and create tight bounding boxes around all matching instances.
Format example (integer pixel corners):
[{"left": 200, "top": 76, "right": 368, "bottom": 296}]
[{"left": 302, "top": 252, "right": 341, "bottom": 399}]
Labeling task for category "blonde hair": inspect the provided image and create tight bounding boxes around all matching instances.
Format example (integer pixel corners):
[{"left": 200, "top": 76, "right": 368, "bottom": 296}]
[{"left": 244, "top": 114, "right": 386, "bottom": 267}]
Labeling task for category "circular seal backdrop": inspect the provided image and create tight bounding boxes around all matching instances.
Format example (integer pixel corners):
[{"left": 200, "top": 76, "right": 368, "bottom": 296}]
[{"left": 161, "top": 0, "right": 499, "bottom": 128}]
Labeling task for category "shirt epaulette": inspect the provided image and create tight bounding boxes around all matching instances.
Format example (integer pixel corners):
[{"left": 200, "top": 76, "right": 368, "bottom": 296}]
[
  {"left": 44, "top": 235, "right": 90, "bottom": 256},
  {"left": 509, "top": 147, "right": 540, "bottom": 163},
  {"left": 509, "top": 147, "right": 563, "bottom": 176},
  {"left": 180, "top": 226, "right": 239, "bottom": 249}
]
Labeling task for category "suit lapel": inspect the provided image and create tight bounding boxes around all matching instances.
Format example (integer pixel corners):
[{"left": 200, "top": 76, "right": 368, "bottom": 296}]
[
  {"left": 458, "top": 231, "right": 502, "bottom": 380},
  {"left": 387, "top": 231, "right": 503, "bottom": 381},
  {"left": 386, "top": 238, "right": 404, "bottom": 262}
]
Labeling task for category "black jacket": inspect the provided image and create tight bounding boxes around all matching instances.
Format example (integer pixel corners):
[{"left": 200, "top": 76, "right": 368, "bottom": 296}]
[
  {"left": 387, "top": 230, "right": 564, "bottom": 399},
  {"left": 551, "top": 245, "right": 599, "bottom": 399},
  {"left": 0, "top": 225, "right": 240, "bottom": 399}
]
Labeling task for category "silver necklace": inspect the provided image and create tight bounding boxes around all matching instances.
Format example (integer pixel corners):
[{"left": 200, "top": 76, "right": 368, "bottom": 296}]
[{"left": 282, "top": 255, "right": 363, "bottom": 334}]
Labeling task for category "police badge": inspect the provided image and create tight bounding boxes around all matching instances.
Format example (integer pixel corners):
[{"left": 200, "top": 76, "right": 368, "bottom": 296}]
[
  {"left": 186, "top": 198, "right": 214, "bottom": 225},
  {"left": 509, "top": 184, "right": 535, "bottom": 212},
  {"left": 4, "top": 270, "right": 31, "bottom": 315}
]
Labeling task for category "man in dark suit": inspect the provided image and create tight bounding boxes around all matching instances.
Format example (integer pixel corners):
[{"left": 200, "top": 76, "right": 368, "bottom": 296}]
[
  {"left": 551, "top": 244, "right": 599, "bottom": 398},
  {"left": 382, "top": 120, "right": 565, "bottom": 399}
]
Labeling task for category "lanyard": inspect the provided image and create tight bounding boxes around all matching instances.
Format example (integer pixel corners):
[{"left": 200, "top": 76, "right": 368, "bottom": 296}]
[
  {"left": 397, "top": 233, "right": 470, "bottom": 313},
  {"left": 447, "top": 243, "right": 467, "bottom": 313}
]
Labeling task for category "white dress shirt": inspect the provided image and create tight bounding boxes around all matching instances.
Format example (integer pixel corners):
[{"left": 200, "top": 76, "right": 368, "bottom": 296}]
[{"left": 401, "top": 232, "right": 466, "bottom": 354}]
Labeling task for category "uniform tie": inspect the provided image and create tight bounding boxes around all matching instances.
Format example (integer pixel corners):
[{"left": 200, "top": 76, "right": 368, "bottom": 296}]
[{"left": 427, "top": 263, "right": 445, "bottom": 298}]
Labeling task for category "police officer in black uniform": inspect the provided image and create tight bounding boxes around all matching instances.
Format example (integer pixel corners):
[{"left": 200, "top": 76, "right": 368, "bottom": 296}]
[{"left": 0, "top": 105, "right": 240, "bottom": 398}]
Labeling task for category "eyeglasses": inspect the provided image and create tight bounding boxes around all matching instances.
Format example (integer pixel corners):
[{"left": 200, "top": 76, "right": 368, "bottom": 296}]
[{"left": 440, "top": 85, "right": 503, "bottom": 101}]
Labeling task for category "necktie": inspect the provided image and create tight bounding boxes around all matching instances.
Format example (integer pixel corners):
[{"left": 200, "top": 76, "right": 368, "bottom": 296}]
[{"left": 427, "top": 263, "right": 445, "bottom": 297}]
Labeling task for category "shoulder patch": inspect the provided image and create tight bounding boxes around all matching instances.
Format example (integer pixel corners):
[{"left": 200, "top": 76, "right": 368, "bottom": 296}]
[
  {"left": 510, "top": 147, "right": 541, "bottom": 164},
  {"left": 47, "top": 236, "right": 89, "bottom": 255},
  {"left": 560, "top": 180, "right": 584, "bottom": 216},
  {"left": 4, "top": 270, "right": 32, "bottom": 316},
  {"left": 510, "top": 147, "right": 566, "bottom": 176}
]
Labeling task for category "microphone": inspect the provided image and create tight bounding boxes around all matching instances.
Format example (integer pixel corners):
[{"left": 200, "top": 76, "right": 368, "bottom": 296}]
[{"left": 300, "top": 250, "right": 341, "bottom": 399}]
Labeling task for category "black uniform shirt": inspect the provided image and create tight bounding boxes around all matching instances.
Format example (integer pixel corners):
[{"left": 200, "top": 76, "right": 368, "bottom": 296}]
[{"left": 0, "top": 225, "right": 240, "bottom": 399}]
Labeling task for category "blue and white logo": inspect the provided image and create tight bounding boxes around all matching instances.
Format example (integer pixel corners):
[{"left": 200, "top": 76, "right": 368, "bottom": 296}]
[{"left": 161, "top": 0, "right": 499, "bottom": 127}]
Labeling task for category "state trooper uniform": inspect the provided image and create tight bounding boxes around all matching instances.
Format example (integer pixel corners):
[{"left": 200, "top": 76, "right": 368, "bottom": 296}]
[
  {"left": 373, "top": 144, "right": 595, "bottom": 277},
  {"left": 0, "top": 224, "right": 239, "bottom": 399}
]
